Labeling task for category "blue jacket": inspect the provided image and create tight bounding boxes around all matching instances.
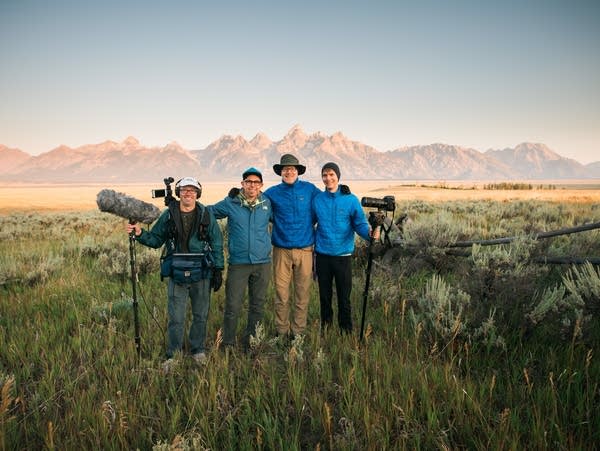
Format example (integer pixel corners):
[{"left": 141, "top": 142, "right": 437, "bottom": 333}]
[
  {"left": 313, "top": 188, "right": 370, "bottom": 256},
  {"left": 264, "top": 179, "right": 320, "bottom": 249},
  {"left": 209, "top": 193, "right": 272, "bottom": 265},
  {"left": 136, "top": 201, "right": 225, "bottom": 269}
]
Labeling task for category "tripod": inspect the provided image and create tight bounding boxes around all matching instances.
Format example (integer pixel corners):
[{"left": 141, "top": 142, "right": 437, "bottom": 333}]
[
  {"left": 128, "top": 229, "right": 141, "bottom": 359},
  {"left": 359, "top": 209, "right": 394, "bottom": 341},
  {"left": 359, "top": 234, "right": 376, "bottom": 341}
]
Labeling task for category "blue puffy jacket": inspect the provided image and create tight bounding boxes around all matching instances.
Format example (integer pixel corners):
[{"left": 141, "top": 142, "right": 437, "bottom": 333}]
[
  {"left": 264, "top": 179, "right": 320, "bottom": 249},
  {"left": 313, "top": 188, "right": 370, "bottom": 256},
  {"left": 209, "top": 193, "right": 272, "bottom": 265}
]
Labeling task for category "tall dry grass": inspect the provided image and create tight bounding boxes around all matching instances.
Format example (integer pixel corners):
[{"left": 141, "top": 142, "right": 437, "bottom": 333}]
[{"left": 0, "top": 194, "right": 599, "bottom": 449}]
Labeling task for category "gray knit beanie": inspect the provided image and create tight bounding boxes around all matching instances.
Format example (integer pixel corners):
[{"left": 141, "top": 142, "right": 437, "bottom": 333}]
[{"left": 321, "top": 162, "right": 341, "bottom": 180}]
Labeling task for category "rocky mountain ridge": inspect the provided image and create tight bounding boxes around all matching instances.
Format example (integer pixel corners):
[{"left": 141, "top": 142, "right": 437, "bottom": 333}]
[{"left": 1, "top": 126, "right": 598, "bottom": 182}]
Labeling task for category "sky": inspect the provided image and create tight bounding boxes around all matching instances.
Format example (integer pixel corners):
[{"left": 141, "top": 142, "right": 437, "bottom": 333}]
[{"left": 1, "top": 0, "right": 599, "bottom": 163}]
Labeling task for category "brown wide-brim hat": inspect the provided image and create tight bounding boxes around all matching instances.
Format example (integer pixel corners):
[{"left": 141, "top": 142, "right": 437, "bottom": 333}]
[{"left": 273, "top": 153, "right": 306, "bottom": 176}]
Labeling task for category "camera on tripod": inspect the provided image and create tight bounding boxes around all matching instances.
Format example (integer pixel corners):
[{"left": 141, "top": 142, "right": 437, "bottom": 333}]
[
  {"left": 361, "top": 196, "right": 395, "bottom": 212},
  {"left": 151, "top": 177, "right": 175, "bottom": 206},
  {"left": 361, "top": 195, "right": 396, "bottom": 240},
  {"left": 359, "top": 196, "right": 396, "bottom": 340}
]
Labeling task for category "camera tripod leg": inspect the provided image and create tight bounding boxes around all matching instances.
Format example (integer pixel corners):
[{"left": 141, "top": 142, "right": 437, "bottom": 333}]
[
  {"left": 129, "top": 231, "right": 141, "bottom": 360},
  {"left": 360, "top": 235, "right": 376, "bottom": 341}
]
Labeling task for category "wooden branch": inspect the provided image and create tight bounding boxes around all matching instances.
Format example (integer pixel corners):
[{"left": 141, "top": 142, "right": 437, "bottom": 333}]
[
  {"left": 444, "top": 251, "right": 600, "bottom": 265},
  {"left": 448, "top": 221, "right": 600, "bottom": 248},
  {"left": 374, "top": 244, "right": 600, "bottom": 265},
  {"left": 532, "top": 256, "right": 600, "bottom": 265}
]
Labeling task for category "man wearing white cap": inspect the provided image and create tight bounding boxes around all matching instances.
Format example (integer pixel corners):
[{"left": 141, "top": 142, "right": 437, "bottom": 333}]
[{"left": 127, "top": 176, "right": 224, "bottom": 369}]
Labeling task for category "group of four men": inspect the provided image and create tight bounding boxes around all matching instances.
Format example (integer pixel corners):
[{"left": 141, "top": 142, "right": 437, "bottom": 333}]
[{"left": 127, "top": 153, "right": 378, "bottom": 365}]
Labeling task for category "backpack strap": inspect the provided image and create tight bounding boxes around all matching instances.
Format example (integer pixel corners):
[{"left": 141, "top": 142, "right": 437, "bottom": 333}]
[
  {"left": 167, "top": 200, "right": 184, "bottom": 245},
  {"left": 197, "top": 204, "right": 210, "bottom": 242}
]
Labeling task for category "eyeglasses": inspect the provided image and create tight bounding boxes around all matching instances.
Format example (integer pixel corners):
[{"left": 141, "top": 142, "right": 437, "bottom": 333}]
[
  {"left": 281, "top": 167, "right": 298, "bottom": 173},
  {"left": 243, "top": 180, "right": 262, "bottom": 185},
  {"left": 180, "top": 188, "right": 197, "bottom": 194}
]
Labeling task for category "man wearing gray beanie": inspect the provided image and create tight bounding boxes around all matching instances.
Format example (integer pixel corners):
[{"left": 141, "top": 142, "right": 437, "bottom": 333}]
[
  {"left": 313, "top": 162, "right": 378, "bottom": 333},
  {"left": 321, "top": 162, "right": 340, "bottom": 180}
]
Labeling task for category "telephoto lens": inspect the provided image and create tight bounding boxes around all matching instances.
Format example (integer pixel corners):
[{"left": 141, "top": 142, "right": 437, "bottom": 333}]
[{"left": 361, "top": 196, "right": 395, "bottom": 211}]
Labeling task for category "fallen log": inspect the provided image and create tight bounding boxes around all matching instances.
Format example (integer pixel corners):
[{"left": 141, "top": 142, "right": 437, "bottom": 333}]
[
  {"left": 448, "top": 221, "right": 600, "bottom": 248},
  {"left": 443, "top": 250, "right": 600, "bottom": 265},
  {"left": 531, "top": 256, "right": 600, "bottom": 265}
]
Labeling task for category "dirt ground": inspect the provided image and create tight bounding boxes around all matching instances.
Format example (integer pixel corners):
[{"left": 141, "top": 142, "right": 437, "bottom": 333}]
[{"left": 1, "top": 180, "right": 599, "bottom": 215}]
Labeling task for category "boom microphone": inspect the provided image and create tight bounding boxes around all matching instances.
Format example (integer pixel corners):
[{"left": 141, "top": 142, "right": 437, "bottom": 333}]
[{"left": 96, "top": 189, "right": 161, "bottom": 224}]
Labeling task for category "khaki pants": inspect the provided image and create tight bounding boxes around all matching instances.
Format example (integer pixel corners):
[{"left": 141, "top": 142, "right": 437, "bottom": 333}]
[{"left": 272, "top": 246, "right": 314, "bottom": 335}]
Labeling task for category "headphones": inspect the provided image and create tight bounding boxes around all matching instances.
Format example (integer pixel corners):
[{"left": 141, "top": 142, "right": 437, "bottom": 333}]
[{"left": 175, "top": 177, "right": 202, "bottom": 199}]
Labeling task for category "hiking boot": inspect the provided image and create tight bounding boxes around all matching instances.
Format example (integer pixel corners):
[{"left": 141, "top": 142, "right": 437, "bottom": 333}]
[{"left": 162, "top": 358, "right": 178, "bottom": 374}]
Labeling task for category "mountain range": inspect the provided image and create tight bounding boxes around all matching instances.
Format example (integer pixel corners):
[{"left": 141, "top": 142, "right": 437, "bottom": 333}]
[{"left": 1, "top": 125, "right": 598, "bottom": 182}]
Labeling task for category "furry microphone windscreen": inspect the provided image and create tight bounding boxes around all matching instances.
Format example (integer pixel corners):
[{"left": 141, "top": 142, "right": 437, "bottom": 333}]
[{"left": 96, "top": 189, "right": 161, "bottom": 224}]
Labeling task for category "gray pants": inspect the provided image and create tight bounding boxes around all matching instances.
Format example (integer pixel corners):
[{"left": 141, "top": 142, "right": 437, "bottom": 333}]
[
  {"left": 223, "top": 262, "right": 271, "bottom": 348},
  {"left": 166, "top": 278, "right": 211, "bottom": 358}
]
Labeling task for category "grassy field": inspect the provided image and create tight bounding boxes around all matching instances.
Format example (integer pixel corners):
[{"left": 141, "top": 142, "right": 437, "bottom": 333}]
[{"left": 1, "top": 183, "right": 599, "bottom": 449}]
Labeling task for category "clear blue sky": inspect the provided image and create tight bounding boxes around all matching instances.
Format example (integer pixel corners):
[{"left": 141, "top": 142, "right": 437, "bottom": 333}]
[{"left": 1, "top": 0, "right": 599, "bottom": 163}]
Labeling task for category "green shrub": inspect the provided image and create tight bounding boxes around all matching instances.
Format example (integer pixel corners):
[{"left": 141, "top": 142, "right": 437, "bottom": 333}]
[{"left": 529, "top": 262, "right": 600, "bottom": 342}]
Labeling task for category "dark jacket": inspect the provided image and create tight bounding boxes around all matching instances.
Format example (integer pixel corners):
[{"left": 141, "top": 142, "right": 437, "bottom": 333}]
[{"left": 137, "top": 201, "right": 224, "bottom": 269}]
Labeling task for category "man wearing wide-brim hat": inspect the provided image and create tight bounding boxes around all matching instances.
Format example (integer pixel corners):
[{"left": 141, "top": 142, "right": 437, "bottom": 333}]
[
  {"left": 264, "top": 153, "right": 320, "bottom": 339},
  {"left": 272, "top": 153, "right": 307, "bottom": 176}
]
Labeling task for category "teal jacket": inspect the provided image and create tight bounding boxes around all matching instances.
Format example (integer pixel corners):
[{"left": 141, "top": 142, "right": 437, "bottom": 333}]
[
  {"left": 136, "top": 201, "right": 224, "bottom": 269},
  {"left": 209, "top": 193, "right": 272, "bottom": 265}
]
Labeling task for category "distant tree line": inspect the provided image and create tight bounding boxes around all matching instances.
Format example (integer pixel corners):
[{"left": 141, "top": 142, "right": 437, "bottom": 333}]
[{"left": 483, "top": 183, "right": 557, "bottom": 190}]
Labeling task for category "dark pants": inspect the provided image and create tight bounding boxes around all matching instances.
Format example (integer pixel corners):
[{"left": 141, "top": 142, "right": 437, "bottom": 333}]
[
  {"left": 223, "top": 262, "right": 271, "bottom": 348},
  {"left": 315, "top": 253, "right": 353, "bottom": 332}
]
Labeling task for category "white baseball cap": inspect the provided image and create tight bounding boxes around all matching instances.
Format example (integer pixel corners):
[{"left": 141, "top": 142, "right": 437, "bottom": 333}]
[{"left": 178, "top": 177, "right": 201, "bottom": 189}]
